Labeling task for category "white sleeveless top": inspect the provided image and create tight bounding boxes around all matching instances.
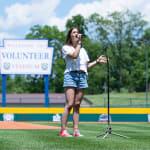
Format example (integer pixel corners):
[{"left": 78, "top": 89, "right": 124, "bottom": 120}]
[{"left": 62, "top": 45, "right": 89, "bottom": 74}]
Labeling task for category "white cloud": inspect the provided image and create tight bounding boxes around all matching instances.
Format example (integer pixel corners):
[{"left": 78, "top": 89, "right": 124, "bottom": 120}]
[
  {"left": 0, "top": 0, "right": 60, "bottom": 29},
  {"left": 54, "top": 0, "right": 150, "bottom": 30},
  {"left": 66, "top": 0, "right": 149, "bottom": 19},
  {"left": 0, "top": 0, "right": 150, "bottom": 33},
  {"left": 0, "top": 32, "right": 18, "bottom": 45}
]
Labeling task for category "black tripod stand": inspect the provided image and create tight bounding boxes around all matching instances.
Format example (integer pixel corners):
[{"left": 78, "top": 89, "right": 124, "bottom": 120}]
[{"left": 96, "top": 46, "right": 129, "bottom": 139}]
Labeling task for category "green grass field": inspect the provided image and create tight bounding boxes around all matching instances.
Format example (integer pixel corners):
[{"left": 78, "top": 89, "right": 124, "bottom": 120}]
[{"left": 0, "top": 122, "right": 150, "bottom": 150}]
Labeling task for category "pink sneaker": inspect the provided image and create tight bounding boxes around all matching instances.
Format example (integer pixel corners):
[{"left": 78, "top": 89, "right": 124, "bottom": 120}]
[
  {"left": 59, "top": 130, "right": 72, "bottom": 137},
  {"left": 73, "top": 130, "right": 83, "bottom": 137}
]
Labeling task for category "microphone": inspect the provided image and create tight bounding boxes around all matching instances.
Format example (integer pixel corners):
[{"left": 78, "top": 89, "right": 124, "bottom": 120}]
[{"left": 76, "top": 34, "right": 86, "bottom": 38}]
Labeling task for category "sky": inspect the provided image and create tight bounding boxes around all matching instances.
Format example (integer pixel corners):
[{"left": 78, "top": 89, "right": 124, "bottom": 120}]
[{"left": 0, "top": 0, "right": 150, "bottom": 44}]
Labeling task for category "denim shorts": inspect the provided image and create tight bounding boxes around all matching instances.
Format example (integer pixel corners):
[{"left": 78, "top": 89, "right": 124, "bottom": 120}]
[{"left": 63, "top": 72, "right": 88, "bottom": 89}]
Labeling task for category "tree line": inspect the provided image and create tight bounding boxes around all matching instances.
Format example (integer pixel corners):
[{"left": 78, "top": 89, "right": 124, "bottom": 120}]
[{"left": 1, "top": 9, "right": 150, "bottom": 94}]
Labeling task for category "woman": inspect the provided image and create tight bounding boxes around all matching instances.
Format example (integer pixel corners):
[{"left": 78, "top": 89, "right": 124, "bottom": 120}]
[{"left": 59, "top": 27, "right": 107, "bottom": 137}]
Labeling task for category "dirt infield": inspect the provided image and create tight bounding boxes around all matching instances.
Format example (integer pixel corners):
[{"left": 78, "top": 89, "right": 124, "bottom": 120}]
[
  {"left": 0, "top": 121, "right": 148, "bottom": 129},
  {"left": 0, "top": 121, "right": 61, "bottom": 129}
]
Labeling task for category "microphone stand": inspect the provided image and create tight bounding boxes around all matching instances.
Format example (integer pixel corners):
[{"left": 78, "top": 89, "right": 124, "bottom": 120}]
[{"left": 96, "top": 46, "right": 129, "bottom": 139}]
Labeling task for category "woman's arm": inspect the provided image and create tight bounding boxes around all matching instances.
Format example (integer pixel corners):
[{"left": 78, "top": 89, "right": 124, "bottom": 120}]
[
  {"left": 67, "top": 42, "right": 81, "bottom": 59},
  {"left": 87, "top": 55, "right": 108, "bottom": 69}
]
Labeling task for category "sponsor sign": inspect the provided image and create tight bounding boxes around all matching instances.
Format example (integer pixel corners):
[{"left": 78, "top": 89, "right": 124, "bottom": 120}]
[
  {"left": 53, "top": 114, "right": 61, "bottom": 122},
  {"left": 0, "top": 40, "right": 54, "bottom": 75},
  {"left": 99, "top": 114, "right": 112, "bottom": 122},
  {"left": 3, "top": 113, "right": 14, "bottom": 121},
  {"left": 148, "top": 114, "right": 150, "bottom": 122}
]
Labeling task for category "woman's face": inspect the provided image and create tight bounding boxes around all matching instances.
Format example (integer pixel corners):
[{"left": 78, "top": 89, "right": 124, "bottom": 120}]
[{"left": 70, "top": 28, "right": 79, "bottom": 42}]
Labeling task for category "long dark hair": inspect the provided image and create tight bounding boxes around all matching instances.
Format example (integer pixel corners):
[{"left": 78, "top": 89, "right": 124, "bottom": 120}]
[
  {"left": 61, "top": 27, "right": 79, "bottom": 58},
  {"left": 65, "top": 27, "right": 79, "bottom": 45}
]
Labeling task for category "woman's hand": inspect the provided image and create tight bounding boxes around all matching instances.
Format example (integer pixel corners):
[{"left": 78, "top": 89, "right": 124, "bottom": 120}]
[
  {"left": 87, "top": 55, "right": 108, "bottom": 69},
  {"left": 96, "top": 55, "right": 108, "bottom": 63},
  {"left": 77, "top": 34, "right": 82, "bottom": 41}
]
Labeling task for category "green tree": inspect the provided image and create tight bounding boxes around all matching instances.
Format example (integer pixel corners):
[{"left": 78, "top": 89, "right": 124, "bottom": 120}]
[
  {"left": 26, "top": 25, "right": 65, "bottom": 93},
  {"left": 66, "top": 14, "right": 88, "bottom": 34},
  {"left": 83, "top": 38, "right": 107, "bottom": 94},
  {"left": 22, "top": 11, "right": 149, "bottom": 94},
  {"left": 88, "top": 10, "right": 147, "bottom": 92},
  {"left": 13, "top": 75, "right": 27, "bottom": 93},
  {"left": 6, "top": 75, "right": 14, "bottom": 93},
  {"left": 130, "top": 28, "right": 150, "bottom": 92},
  {"left": 25, "top": 75, "right": 44, "bottom": 93}
]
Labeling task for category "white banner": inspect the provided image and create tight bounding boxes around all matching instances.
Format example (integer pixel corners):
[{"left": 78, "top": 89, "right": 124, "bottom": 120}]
[
  {"left": 0, "top": 40, "right": 54, "bottom": 75},
  {"left": 148, "top": 114, "right": 150, "bottom": 122}
]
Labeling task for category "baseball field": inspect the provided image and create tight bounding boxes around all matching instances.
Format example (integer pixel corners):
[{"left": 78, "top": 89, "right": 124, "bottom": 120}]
[{"left": 0, "top": 121, "right": 149, "bottom": 150}]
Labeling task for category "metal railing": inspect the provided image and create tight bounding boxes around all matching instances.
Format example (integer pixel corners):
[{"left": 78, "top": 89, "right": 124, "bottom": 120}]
[
  {"left": 85, "top": 96, "right": 150, "bottom": 108},
  {"left": 0, "top": 96, "right": 150, "bottom": 108}
]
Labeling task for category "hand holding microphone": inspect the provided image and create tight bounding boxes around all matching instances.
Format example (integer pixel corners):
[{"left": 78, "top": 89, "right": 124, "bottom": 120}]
[
  {"left": 76, "top": 34, "right": 85, "bottom": 39},
  {"left": 76, "top": 34, "right": 85, "bottom": 46}
]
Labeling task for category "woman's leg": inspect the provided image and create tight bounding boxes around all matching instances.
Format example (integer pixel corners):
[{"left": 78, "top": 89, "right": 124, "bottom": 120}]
[
  {"left": 73, "top": 88, "right": 84, "bottom": 129},
  {"left": 61, "top": 87, "right": 75, "bottom": 130}
]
